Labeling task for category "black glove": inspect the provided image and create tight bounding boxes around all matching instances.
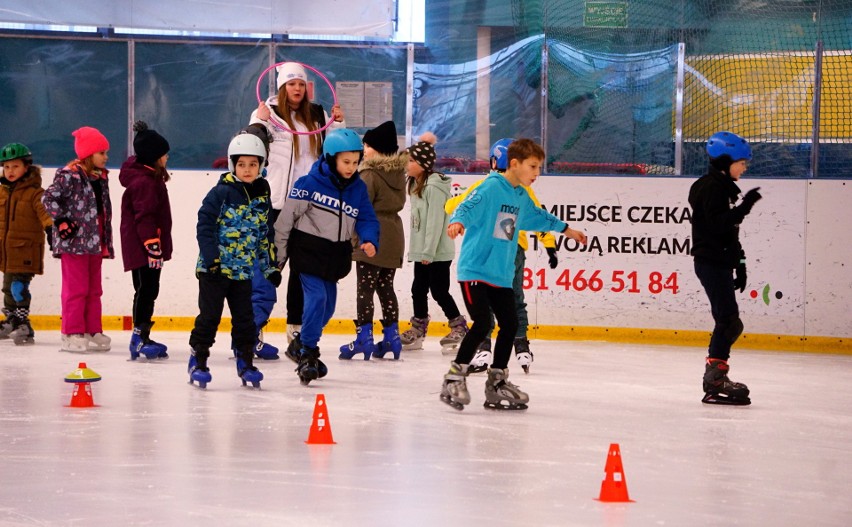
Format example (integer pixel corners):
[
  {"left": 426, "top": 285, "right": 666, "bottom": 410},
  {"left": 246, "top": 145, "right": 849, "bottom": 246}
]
[
  {"left": 196, "top": 259, "right": 220, "bottom": 279},
  {"left": 740, "top": 187, "right": 762, "bottom": 215},
  {"left": 734, "top": 262, "right": 747, "bottom": 293},
  {"left": 267, "top": 270, "right": 282, "bottom": 288},
  {"left": 45, "top": 226, "right": 54, "bottom": 251},
  {"left": 545, "top": 247, "right": 558, "bottom": 269},
  {"left": 55, "top": 217, "right": 78, "bottom": 240}
]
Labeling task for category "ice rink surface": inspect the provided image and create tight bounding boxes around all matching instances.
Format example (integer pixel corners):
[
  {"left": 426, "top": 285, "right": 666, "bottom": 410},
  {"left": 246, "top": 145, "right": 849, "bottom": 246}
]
[{"left": 1, "top": 331, "right": 850, "bottom": 527}]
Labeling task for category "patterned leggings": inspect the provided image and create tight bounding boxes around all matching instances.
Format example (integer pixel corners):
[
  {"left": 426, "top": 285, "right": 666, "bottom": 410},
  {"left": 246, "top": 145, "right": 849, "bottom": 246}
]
[{"left": 355, "top": 261, "right": 398, "bottom": 326}]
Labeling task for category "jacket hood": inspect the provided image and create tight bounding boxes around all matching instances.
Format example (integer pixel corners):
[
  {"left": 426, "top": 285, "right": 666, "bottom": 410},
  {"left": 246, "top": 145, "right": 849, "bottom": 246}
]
[
  {"left": 308, "top": 157, "right": 361, "bottom": 190},
  {"left": 118, "top": 156, "right": 156, "bottom": 188},
  {"left": 425, "top": 171, "right": 452, "bottom": 198},
  {"left": 360, "top": 151, "right": 408, "bottom": 191}
]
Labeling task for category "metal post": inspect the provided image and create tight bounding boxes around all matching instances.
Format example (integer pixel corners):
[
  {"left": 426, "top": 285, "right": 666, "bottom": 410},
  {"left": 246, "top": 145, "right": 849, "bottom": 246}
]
[
  {"left": 127, "top": 40, "right": 135, "bottom": 158},
  {"left": 405, "top": 42, "right": 414, "bottom": 146},
  {"left": 540, "top": 39, "right": 549, "bottom": 172},
  {"left": 674, "top": 42, "right": 685, "bottom": 176},
  {"left": 810, "top": 40, "right": 823, "bottom": 178}
]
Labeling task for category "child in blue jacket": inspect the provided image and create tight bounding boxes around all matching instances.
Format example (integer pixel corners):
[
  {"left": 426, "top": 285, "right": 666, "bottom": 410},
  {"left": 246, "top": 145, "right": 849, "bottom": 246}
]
[
  {"left": 440, "top": 139, "right": 587, "bottom": 411},
  {"left": 274, "top": 129, "right": 379, "bottom": 385}
]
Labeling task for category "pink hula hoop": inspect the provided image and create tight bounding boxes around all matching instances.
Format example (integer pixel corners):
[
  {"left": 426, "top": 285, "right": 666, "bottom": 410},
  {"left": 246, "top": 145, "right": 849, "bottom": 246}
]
[{"left": 255, "top": 61, "right": 339, "bottom": 136}]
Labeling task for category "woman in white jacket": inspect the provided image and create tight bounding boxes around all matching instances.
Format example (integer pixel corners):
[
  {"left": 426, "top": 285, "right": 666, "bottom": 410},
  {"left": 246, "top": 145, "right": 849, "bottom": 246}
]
[{"left": 248, "top": 62, "right": 345, "bottom": 353}]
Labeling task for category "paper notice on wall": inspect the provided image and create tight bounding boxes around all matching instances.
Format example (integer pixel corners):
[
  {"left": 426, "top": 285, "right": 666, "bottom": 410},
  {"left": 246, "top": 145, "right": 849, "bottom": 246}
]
[
  {"left": 336, "top": 82, "right": 365, "bottom": 127},
  {"left": 364, "top": 82, "right": 393, "bottom": 127}
]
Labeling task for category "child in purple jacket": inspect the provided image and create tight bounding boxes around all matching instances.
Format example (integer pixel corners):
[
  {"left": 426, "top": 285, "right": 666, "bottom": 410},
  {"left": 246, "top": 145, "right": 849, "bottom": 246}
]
[
  {"left": 43, "top": 126, "right": 115, "bottom": 353},
  {"left": 119, "top": 121, "right": 173, "bottom": 360}
]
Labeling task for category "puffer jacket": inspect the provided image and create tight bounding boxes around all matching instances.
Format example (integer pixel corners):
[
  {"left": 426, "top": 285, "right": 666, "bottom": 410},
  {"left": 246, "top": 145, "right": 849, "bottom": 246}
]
[
  {"left": 195, "top": 172, "right": 275, "bottom": 281},
  {"left": 352, "top": 151, "right": 407, "bottom": 268},
  {"left": 118, "top": 156, "right": 173, "bottom": 272},
  {"left": 42, "top": 161, "right": 114, "bottom": 258},
  {"left": 274, "top": 157, "right": 379, "bottom": 282},
  {"left": 0, "top": 166, "right": 54, "bottom": 274}
]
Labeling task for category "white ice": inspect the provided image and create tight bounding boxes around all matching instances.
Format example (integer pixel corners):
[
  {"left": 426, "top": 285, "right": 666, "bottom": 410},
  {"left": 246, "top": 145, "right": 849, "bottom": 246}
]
[{"left": 1, "top": 332, "right": 850, "bottom": 527}]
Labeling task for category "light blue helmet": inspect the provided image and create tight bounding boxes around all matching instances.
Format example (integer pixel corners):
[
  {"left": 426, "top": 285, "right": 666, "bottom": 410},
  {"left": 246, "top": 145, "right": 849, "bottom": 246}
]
[
  {"left": 323, "top": 129, "right": 363, "bottom": 162},
  {"left": 490, "top": 138, "right": 514, "bottom": 171},
  {"left": 706, "top": 131, "right": 752, "bottom": 161}
]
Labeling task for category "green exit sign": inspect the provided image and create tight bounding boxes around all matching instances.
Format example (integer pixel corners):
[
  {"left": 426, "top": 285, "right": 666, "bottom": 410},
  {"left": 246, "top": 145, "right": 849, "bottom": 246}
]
[{"left": 584, "top": 1, "right": 629, "bottom": 28}]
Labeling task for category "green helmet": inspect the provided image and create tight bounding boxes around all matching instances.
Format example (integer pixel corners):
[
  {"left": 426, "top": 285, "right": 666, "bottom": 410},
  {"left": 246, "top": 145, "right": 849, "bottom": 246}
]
[{"left": 0, "top": 143, "right": 32, "bottom": 163}]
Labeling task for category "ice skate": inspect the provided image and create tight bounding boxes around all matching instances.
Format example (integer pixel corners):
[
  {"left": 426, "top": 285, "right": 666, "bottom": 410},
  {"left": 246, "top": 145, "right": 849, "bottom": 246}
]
[
  {"left": 339, "top": 322, "right": 375, "bottom": 360},
  {"left": 234, "top": 346, "right": 263, "bottom": 388},
  {"left": 10, "top": 320, "right": 34, "bottom": 346},
  {"left": 253, "top": 328, "right": 279, "bottom": 360},
  {"left": 439, "top": 315, "right": 468, "bottom": 355},
  {"left": 440, "top": 362, "right": 471, "bottom": 410},
  {"left": 514, "top": 337, "right": 533, "bottom": 374},
  {"left": 0, "top": 310, "right": 17, "bottom": 339},
  {"left": 286, "top": 333, "right": 327, "bottom": 378},
  {"left": 296, "top": 345, "right": 322, "bottom": 386},
  {"left": 702, "top": 358, "right": 751, "bottom": 406},
  {"left": 484, "top": 367, "right": 529, "bottom": 410},
  {"left": 400, "top": 316, "right": 429, "bottom": 351},
  {"left": 60, "top": 333, "right": 89, "bottom": 353},
  {"left": 86, "top": 332, "right": 111, "bottom": 352},
  {"left": 468, "top": 339, "right": 492, "bottom": 374},
  {"left": 129, "top": 323, "right": 168, "bottom": 360},
  {"left": 188, "top": 346, "right": 212, "bottom": 389},
  {"left": 373, "top": 320, "right": 402, "bottom": 360}
]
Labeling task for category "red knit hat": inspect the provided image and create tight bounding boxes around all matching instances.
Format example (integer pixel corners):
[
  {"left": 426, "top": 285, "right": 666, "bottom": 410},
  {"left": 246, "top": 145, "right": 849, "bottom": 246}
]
[{"left": 72, "top": 126, "right": 110, "bottom": 160}]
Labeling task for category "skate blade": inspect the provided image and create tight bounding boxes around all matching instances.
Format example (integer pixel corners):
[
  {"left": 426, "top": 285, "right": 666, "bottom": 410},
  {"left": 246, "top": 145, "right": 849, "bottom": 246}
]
[
  {"left": 483, "top": 401, "right": 528, "bottom": 410},
  {"left": 521, "top": 365, "right": 530, "bottom": 374},
  {"left": 440, "top": 345, "right": 458, "bottom": 356},
  {"left": 188, "top": 380, "right": 208, "bottom": 389},
  {"left": 701, "top": 393, "right": 751, "bottom": 406},
  {"left": 439, "top": 394, "right": 465, "bottom": 411}
]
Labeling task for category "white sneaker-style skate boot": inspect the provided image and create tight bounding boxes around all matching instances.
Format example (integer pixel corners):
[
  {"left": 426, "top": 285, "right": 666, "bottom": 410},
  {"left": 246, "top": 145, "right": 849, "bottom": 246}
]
[
  {"left": 86, "top": 332, "right": 111, "bottom": 352},
  {"left": 514, "top": 337, "right": 534, "bottom": 374},
  {"left": 484, "top": 367, "right": 529, "bottom": 410},
  {"left": 61, "top": 334, "right": 89, "bottom": 353},
  {"left": 440, "top": 362, "right": 471, "bottom": 410},
  {"left": 468, "top": 339, "right": 492, "bottom": 373}
]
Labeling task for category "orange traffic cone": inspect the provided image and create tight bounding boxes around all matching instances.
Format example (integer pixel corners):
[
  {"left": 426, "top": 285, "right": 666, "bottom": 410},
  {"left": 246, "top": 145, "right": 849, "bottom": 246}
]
[
  {"left": 64, "top": 362, "right": 102, "bottom": 408},
  {"left": 596, "top": 443, "right": 634, "bottom": 502},
  {"left": 305, "top": 394, "right": 336, "bottom": 444}
]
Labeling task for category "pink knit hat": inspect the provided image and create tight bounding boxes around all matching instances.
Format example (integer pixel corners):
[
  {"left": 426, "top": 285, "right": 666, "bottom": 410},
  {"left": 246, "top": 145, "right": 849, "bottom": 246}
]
[{"left": 72, "top": 126, "right": 110, "bottom": 159}]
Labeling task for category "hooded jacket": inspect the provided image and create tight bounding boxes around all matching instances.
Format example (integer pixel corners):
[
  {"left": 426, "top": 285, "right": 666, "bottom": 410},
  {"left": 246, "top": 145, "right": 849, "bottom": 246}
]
[
  {"left": 42, "top": 162, "right": 114, "bottom": 258},
  {"left": 118, "top": 156, "right": 173, "bottom": 272},
  {"left": 274, "top": 157, "right": 379, "bottom": 282},
  {"left": 408, "top": 171, "right": 456, "bottom": 263},
  {"left": 352, "top": 151, "right": 407, "bottom": 268},
  {"left": 249, "top": 99, "right": 345, "bottom": 210},
  {"left": 0, "top": 165, "right": 53, "bottom": 274},
  {"left": 449, "top": 171, "right": 567, "bottom": 288},
  {"left": 688, "top": 166, "right": 750, "bottom": 268},
  {"left": 195, "top": 172, "right": 275, "bottom": 280}
]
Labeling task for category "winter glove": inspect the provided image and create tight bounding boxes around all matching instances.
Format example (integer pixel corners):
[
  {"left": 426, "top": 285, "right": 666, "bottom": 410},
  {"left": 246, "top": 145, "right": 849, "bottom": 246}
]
[
  {"left": 144, "top": 237, "right": 163, "bottom": 270},
  {"left": 196, "top": 259, "right": 221, "bottom": 279},
  {"left": 45, "top": 226, "right": 54, "bottom": 251},
  {"left": 545, "top": 247, "right": 558, "bottom": 269},
  {"left": 740, "top": 187, "right": 762, "bottom": 215},
  {"left": 267, "top": 270, "right": 282, "bottom": 288},
  {"left": 55, "top": 218, "right": 78, "bottom": 240},
  {"left": 734, "top": 262, "right": 747, "bottom": 293}
]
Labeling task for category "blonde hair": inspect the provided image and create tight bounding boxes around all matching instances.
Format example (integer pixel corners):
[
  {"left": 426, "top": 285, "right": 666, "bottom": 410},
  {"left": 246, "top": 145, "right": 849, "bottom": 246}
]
[{"left": 276, "top": 86, "right": 321, "bottom": 160}]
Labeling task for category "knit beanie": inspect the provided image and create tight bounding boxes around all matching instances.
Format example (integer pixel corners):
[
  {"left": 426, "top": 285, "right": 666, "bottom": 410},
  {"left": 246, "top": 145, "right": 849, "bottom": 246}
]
[
  {"left": 363, "top": 120, "right": 399, "bottom": 156},
  {"left": 133, "top": 121, "right": 170, "bottom": 166},
  {"left": 276, "top": 62, "right": 308, "bottom": 90},
  {"left": 72, "top": 126, "right": 110, "bottom": 160},
  {"left": 407, "top": 132, "right": 438, "bottom": 173}
]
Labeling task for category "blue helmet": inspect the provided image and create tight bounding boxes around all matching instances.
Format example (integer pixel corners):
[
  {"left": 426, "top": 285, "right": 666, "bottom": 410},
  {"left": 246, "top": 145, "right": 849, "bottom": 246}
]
[
  {"left": 490, "top": 138, "right": 514, "bottom": 171},
  {"left": 706, "top": 131, "right": 752, "bottom": 161},
  {"left": 323, "top": 129, "right": 363, "bottom": 161}
]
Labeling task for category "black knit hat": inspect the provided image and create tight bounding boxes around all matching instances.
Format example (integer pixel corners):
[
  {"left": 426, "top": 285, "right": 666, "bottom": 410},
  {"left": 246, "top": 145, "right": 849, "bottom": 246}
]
[
  {"left": 363, "top": 120, "right": 399, "bottom": 156},
  {"left": 407, "top": 132, "right": 437, "bottom": 173},
  {"left": 133, "top": 121, "right": 170, "bottom": 166}
]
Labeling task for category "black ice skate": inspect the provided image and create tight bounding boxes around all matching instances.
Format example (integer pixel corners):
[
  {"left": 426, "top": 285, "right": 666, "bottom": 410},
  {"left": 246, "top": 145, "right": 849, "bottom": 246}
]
[{"left": 702, "top": 358, "right": 751, "bottom": 406}]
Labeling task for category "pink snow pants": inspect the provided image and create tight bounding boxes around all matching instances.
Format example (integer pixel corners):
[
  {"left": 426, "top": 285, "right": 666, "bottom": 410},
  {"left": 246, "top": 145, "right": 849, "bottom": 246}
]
[{"left": 60, "top": 254, "right": 104, "bottom": 335}]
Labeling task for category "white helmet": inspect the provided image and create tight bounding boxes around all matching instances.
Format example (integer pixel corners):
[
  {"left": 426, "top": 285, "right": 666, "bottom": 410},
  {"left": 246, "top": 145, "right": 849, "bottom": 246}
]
[
  {"left": 227, "top": 134, "right": 267, "bottom": 174},
  {"left": 276, "top": 62, "right": 308, "bottom": 90}
]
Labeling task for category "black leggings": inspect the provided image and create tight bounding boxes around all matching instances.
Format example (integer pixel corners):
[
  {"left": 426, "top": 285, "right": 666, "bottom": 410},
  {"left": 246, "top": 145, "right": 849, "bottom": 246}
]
[
  {"left": 411, "top": 261, "right": 461, "bottom": 320},
  {"left": 454, "top": 281, "right": 516, "bottom": 369},
  {"left": 131, "top": 265, "right": 161, "bottom": 327},
  {"left": 355, "top": 261, "right": 398, "bottom": 326}
]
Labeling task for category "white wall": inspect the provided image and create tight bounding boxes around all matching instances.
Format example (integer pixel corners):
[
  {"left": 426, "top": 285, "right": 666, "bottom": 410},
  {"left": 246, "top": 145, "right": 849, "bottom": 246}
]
[{"left": 27, "top": 169, "right": 852, "bottom": 339}]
